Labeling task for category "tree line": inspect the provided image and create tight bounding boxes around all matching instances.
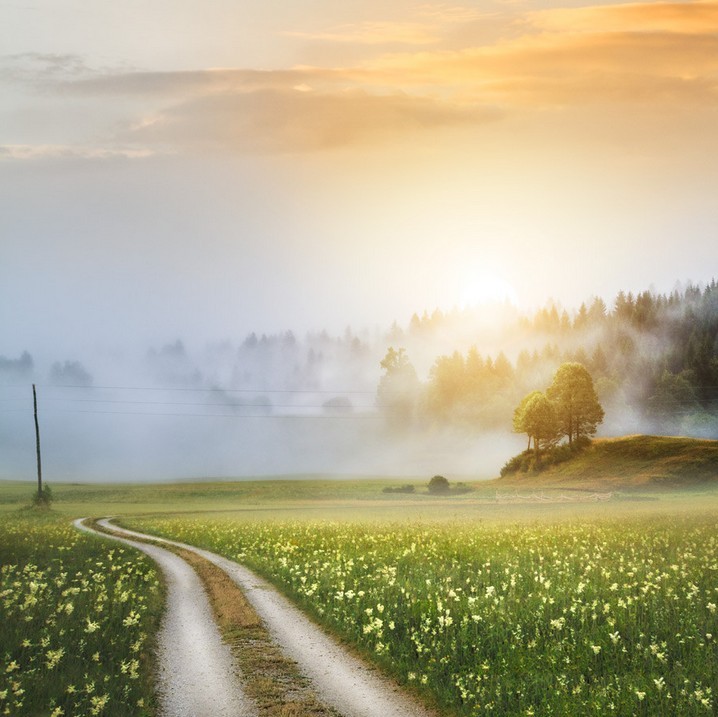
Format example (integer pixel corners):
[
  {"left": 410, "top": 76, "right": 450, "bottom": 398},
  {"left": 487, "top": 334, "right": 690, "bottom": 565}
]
[{"left": 377, "top": 281, "right": 718, "bottom": 438}]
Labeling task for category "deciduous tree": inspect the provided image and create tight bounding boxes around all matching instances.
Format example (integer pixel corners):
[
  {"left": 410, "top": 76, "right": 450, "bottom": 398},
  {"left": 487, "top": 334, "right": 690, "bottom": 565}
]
[
  {"left": 513, "top": 390, "right": 560, "bottom": 459},
  {"left": 377, "top": 347, "right": 420, "bottom": 429},
  {"left": 546, "top": 362, "right": 604, "bottom": 445}
]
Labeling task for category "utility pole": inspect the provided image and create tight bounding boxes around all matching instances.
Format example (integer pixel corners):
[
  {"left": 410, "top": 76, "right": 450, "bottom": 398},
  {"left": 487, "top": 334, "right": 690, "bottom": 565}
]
[{"left": 33, "top": 384, "right": 42, "bottom": 496}]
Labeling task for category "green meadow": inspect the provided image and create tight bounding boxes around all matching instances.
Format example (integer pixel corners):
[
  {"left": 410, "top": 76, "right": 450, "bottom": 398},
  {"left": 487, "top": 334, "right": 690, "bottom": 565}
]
[
  {"left": 127, "top": 511, "right": 718, "bottom": 716},
  {"left": 2, "top": 435, "right": 718, "bottom": 716},
  {"left": 0, "top": 513, "right": 162, "bottom": 716}
]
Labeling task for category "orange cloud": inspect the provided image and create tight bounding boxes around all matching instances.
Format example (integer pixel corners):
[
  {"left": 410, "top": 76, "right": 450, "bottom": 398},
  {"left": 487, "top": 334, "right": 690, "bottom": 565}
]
[
  {"left": 530, "top": 0, "right": 718, "bottom": 34},
  {"left": 356, "top": 2, "right": 718, "bottom": 108},
  {"left": 122, "top": 88, "right": 499, "bottom": 153},
  {"left": 9, "top": 1, "right": 718, "bottom": 156}
]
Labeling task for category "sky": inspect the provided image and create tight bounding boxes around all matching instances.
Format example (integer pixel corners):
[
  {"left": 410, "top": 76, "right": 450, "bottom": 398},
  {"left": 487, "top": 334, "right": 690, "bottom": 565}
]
[{"left": 2, "top": 0, "right": 718, "bottom": 359}]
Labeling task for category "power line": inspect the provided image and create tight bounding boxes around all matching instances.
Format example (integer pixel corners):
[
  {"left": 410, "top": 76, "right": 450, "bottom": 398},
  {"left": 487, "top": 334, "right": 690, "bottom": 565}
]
[
  {"left": 38, "top": 408, "right": 384, "bottom": 420},
  {"left": 25, "top": 383, "right": 379, "bottom": 395},
  {"left": 35, "top": 398, "right": 380, "bottom": 409}
]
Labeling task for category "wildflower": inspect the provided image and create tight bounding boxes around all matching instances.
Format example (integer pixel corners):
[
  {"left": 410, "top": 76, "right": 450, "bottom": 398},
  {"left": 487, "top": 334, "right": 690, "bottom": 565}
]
[
  {"left": 90, "top": 693, "right": 109, "bottom": 715},
  {"left": 122, "top": 610, "right": 140, "bottom": 627},
  {"left": 45, "top": 647, "right": 65, "bottom": 669}
]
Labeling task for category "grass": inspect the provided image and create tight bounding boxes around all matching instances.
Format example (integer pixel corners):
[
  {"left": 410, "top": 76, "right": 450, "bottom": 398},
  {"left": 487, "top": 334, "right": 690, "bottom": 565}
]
[
  {"left": 0, "top": 477, "right": 464, "bottom": 518},
  {"left": 499, "top": 435, "right": 718, "bottom": 490},
  {"left": 126, "top": 512, "right": 718, "bottom": 717},
  {"left": 3, "top": 473, "right": 718, "bottom": 529},
  {"left": 0, "top": 513, "right": 163, "bottom": 716}
]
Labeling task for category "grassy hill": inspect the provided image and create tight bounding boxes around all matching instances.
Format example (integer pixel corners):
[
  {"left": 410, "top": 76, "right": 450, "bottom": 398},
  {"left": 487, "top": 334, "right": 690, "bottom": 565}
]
[{"left": 497, "top": 435, "right": 718, "bottom": 490}]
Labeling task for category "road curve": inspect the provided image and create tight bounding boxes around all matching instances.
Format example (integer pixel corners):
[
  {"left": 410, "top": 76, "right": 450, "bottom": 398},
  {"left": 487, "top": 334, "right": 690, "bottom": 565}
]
[
  {"left": 74, "top": 519, "right": 257, "bottom": 717},
  {"left": 99, "top": 519, "right": 436, "bottom": 717}
]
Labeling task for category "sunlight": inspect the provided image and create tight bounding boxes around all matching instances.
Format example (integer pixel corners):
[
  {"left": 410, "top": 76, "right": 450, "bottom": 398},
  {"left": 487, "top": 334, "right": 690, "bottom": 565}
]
[{"left": 458, "top": 273, "right": 518, "bottom": 308}]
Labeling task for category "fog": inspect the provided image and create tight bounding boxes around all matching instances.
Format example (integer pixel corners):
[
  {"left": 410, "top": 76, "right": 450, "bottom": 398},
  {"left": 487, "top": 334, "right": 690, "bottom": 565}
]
[
  {"left": 4, "top": 280, "right": 717, "bottom": 483},
  {"left": 0, "top": 324, "right": 527, "bottom": 483}
]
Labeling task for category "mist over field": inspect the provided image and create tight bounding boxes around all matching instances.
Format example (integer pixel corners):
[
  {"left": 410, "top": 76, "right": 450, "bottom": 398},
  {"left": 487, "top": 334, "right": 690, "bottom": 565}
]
[
  {"left": 3, "top": 283, "right": 717, "bottom": 482},
  {"left": 0, "top": 313, "right": 526, "bottom": 481}
]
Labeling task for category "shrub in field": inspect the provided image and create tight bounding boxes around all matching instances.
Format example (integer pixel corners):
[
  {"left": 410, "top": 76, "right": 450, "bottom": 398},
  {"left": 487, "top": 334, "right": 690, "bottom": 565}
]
[
  {"left": 32, "top": 485, "right": 53, "bottom": 507},
  {"left": 0, "top": 515, "right": 162, "bottom": 716},
  {"left": 427, "top": 475, "right": 450, "bottom": 494},
  {"left": 132, "top": 514, "right": 718, "bottom": 716}
]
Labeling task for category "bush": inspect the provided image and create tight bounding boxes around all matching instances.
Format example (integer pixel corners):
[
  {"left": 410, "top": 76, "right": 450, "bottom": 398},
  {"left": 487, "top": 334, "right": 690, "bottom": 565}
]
[
  {"left": 31, "top": 484, "right": 53, "bottom": 508},
  {"left": 500, "top": 439, "right": 593, "bottom": 476},
  {"left": 500, "top": 451, "right": 531, "bottom": 477},
  {"left": 382, "top": 484, "right": 416, "bottom": 494},
  {"left": 428, "top": 475, "right": 450, "bottom": 494},
  {"left": 452, "top": 482, "right": 473, "bottom": 495}
]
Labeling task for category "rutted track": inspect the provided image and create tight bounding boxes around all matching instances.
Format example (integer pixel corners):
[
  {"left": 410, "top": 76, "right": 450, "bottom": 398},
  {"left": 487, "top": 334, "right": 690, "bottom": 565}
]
[
  {"left": 95, "top": 519, "right": 436, "bottom": 717},
  {"left": 74, "top": 519, "right": 256, "bottom": 717}
]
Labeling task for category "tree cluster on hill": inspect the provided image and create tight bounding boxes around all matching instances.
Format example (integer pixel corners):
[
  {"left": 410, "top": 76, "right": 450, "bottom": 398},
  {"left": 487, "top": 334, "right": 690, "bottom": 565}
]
[{"left": 513, "top": 363, "right": 604, "bottom": 460}]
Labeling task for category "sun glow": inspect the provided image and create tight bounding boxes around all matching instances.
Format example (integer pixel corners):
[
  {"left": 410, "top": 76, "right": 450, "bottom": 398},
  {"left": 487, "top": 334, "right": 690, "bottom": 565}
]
[{"left": 458, "top": 274, "right": 518, "bottom": 308}]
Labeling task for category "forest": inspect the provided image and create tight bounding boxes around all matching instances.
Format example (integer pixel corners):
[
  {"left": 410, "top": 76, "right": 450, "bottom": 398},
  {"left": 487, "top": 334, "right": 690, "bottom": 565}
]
[{"left": 378, "top": 281, "right": 718, "bottom": 438}]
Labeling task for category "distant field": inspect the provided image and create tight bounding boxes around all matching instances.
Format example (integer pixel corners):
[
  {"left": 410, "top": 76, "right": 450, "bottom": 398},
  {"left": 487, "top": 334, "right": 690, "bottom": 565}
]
[
  {"left": 2, "top": 473, "right": 718, "bottom": 525},
  {"left": 4, "top": 435, "right": 718, "bottom": 519}
]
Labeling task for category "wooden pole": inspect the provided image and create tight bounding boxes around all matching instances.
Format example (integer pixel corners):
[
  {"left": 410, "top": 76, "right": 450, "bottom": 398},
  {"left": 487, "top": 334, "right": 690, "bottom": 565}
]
[{"left": 33, "top": 384, "right": 42, "bottom": 496}]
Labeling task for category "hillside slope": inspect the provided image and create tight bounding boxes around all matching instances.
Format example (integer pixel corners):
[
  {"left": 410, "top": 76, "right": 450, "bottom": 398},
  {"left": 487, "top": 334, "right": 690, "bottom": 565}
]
[{"left": 497, "top": 435, "right": 718, "bottom": 490}]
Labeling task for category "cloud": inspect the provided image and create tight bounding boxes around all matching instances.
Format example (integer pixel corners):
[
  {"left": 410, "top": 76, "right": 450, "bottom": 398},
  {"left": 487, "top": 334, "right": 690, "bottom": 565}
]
[
  {"left": 0, "top": 53, "right": 95, "bottom": 85},
  {"left": 0, "top": 144, "right": 155, "bottom": 161},
  {"left": 121, "top": 88, "right": 498, "bottom": 153},
  {"left": 359, "top": 6, "right": 718, "bottom": 108},
  {"left": 62, "top": 68, "right": 315, "bottom": 97},
  {"left": 529, "top": 1, "right": 718, "bottom": 34},
  {"left": 6, "top": 1, "right": 718, "bottom": 157},
  {"left": 51, "top": 65, "right": 498, "bottom": 153}
]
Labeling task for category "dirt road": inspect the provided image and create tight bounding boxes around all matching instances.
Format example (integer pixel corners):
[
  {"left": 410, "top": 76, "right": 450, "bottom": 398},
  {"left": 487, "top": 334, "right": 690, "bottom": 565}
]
[
  {"left": 95, "top": 519, "right": 435, "bottom": 717},
  {"left": 75, "top": 519, "right": 257, "bottom": 717}
]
